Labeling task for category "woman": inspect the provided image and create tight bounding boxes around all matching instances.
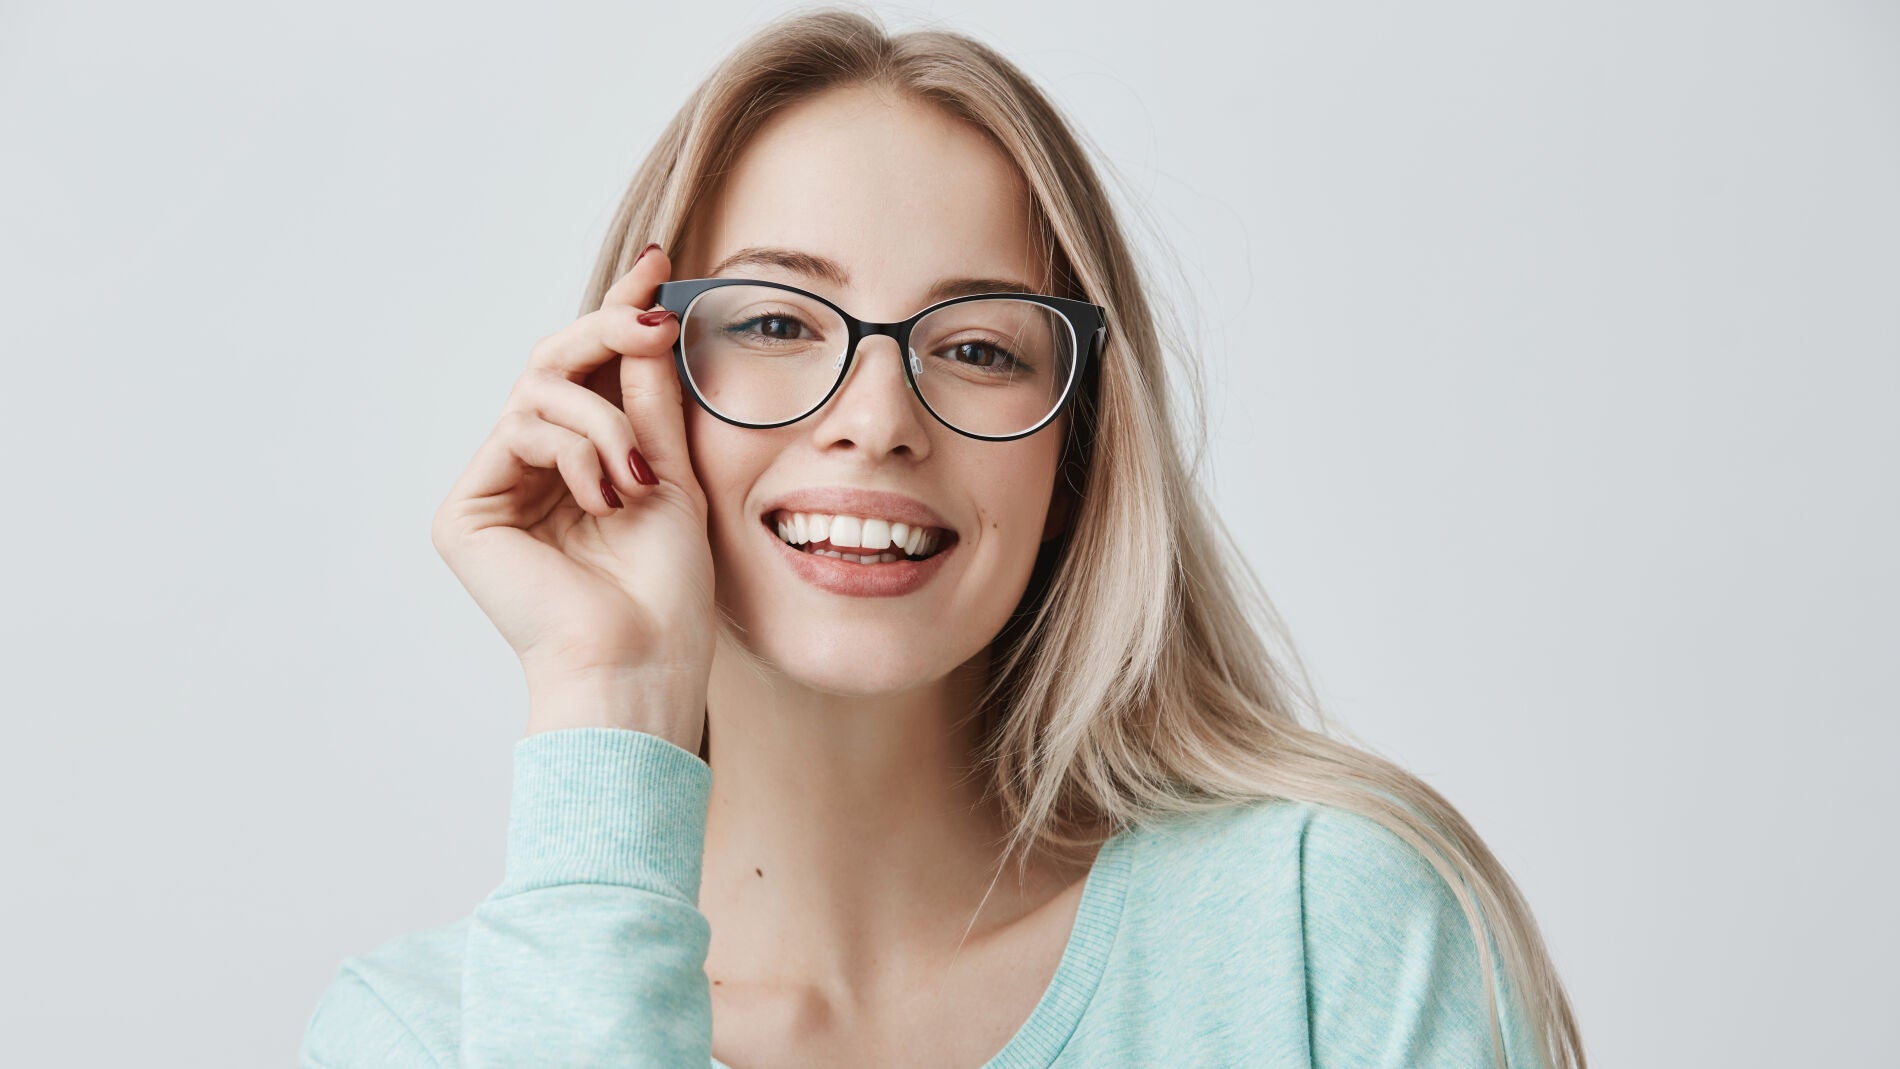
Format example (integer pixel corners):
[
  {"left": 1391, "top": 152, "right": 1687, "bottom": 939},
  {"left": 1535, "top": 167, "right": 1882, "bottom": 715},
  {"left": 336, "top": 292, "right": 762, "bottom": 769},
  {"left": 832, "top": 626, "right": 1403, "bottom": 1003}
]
[{"left": 301, "top": 9, "right": 1584, "bottom": 1068}]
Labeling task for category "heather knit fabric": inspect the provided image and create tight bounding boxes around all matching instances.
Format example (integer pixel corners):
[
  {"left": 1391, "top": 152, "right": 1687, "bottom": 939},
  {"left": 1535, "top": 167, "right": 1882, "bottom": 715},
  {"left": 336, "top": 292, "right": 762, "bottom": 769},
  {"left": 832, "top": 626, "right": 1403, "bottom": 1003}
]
[{"left": 300, "top": 727, "right": 1546, "bottom": 1068}]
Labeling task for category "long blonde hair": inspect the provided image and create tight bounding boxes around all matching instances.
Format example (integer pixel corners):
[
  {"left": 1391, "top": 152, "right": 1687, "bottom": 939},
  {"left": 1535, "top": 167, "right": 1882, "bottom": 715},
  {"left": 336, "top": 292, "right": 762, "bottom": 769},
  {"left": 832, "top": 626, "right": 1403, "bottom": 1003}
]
[{"left": 578, "top": 6, "right": 1585, "bottom": 1067}]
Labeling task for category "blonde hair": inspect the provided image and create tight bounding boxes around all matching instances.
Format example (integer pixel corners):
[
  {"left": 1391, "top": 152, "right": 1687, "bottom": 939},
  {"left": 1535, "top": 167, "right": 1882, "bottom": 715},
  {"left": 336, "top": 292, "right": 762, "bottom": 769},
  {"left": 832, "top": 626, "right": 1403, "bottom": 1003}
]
[{"left": 578, "top": 6, "right": 1585, "bottom": 1067}]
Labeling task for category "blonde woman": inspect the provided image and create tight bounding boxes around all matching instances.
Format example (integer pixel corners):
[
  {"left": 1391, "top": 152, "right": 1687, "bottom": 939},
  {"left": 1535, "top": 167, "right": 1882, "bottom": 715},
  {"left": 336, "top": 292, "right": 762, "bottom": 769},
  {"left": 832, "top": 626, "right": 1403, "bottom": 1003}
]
[{"left": 301, "top": 8, "right": 1584, "bottom": 1068}]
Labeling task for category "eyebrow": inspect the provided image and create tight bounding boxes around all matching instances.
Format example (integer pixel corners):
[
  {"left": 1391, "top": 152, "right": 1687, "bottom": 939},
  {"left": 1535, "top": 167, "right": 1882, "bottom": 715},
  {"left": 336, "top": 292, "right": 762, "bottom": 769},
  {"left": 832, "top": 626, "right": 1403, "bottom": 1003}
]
[{"left": 707, "top": 245, "right": 1041, "bottom": 303}]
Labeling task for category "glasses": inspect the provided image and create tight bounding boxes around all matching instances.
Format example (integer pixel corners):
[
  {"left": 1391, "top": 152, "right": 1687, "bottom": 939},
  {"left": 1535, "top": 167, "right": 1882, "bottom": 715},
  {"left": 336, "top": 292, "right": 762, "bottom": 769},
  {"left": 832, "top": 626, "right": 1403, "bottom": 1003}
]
[{"left": 652, "top": 278, "right": 1108, "bottom": 441}]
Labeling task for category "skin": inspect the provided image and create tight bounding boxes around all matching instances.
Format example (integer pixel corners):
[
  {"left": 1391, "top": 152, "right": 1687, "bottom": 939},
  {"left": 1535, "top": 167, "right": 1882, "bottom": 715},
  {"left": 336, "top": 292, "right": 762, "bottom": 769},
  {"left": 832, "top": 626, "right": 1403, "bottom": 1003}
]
[
  {"left": 669, "top": 85, "right": 1095, "bottom": 1064},
  {"left": 433, "top": 80, "right": 1095, "bottom": 1065}
]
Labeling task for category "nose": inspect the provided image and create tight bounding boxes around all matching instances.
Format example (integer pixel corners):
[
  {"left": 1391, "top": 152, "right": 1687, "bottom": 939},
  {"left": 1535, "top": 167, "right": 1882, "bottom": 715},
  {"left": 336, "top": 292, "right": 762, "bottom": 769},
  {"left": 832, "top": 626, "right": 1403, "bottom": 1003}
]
[{"left": 807, "top": 334, "right": 934, "bottom": 455}]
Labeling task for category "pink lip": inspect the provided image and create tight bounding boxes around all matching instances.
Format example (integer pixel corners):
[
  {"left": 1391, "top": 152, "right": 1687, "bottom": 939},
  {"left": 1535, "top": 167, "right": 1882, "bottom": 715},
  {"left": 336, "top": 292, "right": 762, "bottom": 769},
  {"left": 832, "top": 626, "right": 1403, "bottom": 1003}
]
[
  {"left": 757, "top": 486, "right": 955, "bottom": 535},
  {"left": 762, "top": 515, "right": 958, "bottom": 598}
]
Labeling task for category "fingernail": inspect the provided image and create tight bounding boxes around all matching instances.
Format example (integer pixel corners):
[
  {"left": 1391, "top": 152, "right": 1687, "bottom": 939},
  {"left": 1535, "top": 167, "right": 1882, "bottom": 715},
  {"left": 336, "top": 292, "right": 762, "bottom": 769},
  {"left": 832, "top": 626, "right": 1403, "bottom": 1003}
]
[
  {"left": 629, "top": 447, "right": 657, "bottom": 486},
  {"left": 600, "top": 478, "right": 623, "bottom": 508},
  {"left": 634, "top": 242, "right": 662, "bottom": 266},
  {"left": 636, "top": 308, "right": 677, "bottom": 327}
]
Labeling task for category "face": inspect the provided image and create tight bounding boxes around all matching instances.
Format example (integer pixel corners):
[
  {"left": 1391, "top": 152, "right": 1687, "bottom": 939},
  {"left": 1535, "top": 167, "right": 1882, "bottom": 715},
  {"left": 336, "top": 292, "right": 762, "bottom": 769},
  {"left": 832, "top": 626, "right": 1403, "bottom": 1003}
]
[{"left": 672, "top": 84, "right": 1073, "bottom": 698}]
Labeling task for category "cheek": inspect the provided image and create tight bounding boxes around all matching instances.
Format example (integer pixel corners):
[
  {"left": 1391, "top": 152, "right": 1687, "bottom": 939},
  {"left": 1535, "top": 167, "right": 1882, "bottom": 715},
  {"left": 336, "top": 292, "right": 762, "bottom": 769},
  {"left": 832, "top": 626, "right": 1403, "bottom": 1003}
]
[
  {"left": 682, "top": 408, "right": 785, "bottom": 549},
  {"left": 683, "top": 405, "right": 742, "bottom": 489},
  {"left": 977, "top": 439, "right": 1065, "bottom": 551}
]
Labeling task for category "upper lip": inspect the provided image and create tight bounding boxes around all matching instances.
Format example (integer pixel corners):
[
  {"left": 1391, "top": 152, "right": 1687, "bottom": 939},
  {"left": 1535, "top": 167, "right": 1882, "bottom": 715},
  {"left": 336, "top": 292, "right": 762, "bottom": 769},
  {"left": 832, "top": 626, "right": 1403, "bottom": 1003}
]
[{"left": 760, "top": 487, "right": 955, "bottom": 534}]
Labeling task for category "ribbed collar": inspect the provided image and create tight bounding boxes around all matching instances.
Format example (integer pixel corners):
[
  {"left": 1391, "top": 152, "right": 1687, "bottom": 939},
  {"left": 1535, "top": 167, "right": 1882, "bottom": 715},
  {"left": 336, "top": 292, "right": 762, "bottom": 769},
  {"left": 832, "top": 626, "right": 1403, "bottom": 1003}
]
[{"left": 980, "top": 824, "right": 1137, "bottom": 1068}]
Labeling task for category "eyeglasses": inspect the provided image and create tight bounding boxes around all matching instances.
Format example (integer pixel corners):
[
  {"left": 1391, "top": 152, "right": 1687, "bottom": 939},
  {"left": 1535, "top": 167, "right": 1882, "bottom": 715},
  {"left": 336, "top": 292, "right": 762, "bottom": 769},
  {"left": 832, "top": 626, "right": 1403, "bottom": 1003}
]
[{"left": 652, "top": 278, "right": 1107, "bottom": 441}]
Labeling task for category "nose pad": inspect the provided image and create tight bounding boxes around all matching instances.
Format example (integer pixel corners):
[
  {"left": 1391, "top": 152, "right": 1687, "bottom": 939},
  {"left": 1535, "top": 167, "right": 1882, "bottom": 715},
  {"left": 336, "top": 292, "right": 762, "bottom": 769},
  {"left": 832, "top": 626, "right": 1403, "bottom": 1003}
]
[
  {"left": 820, "top": 336, "right": 933, "bottom": 432},
  {"left": 832, "top": 337, "right": 914, "bottom": 386}
]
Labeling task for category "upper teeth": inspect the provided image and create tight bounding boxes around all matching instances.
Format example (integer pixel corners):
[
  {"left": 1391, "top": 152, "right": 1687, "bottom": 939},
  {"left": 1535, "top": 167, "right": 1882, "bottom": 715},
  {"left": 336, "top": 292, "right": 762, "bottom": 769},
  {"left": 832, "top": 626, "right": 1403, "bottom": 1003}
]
[{"left": 771, "top": 511, "right": 944, "bottom": 557}]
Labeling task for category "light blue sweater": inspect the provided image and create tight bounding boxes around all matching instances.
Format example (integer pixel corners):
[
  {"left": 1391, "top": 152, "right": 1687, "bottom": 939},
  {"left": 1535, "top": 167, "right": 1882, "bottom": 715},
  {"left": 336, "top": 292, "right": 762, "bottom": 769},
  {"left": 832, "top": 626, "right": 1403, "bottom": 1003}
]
[{"left": 300, "top": 728, "right": 1547, "bottom": 1068}]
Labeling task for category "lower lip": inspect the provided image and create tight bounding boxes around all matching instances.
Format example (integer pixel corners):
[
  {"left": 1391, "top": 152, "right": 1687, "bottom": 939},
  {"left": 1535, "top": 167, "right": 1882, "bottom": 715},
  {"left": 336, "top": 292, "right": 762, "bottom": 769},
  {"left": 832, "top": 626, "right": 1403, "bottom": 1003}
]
[{"left": 762, "top": 518, "right": 957, "bottom": 597}]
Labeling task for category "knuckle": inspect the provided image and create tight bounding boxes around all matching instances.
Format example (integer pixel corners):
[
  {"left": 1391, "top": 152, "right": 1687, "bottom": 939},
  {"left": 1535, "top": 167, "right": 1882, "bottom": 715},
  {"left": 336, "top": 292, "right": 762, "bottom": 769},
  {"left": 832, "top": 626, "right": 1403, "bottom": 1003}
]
[
  {"left": 509, "top": 367, "right": 555, "bottom": 403},
  {"left": 561, "top": 435, "right": 597, "bottom": 466},
  {"left": 429, "top": 510, "right": 458, "bottom": 556},
  {"left": 498, "top": 408, "right": 534, "bottom": 437}
]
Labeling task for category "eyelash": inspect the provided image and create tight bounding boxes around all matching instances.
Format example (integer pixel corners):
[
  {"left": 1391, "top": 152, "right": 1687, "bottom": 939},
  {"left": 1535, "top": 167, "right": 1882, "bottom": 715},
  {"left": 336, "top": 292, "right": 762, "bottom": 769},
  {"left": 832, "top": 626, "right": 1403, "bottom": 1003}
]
[{"left": 724, "top": 313, "right": 1027, "bottom": 373}]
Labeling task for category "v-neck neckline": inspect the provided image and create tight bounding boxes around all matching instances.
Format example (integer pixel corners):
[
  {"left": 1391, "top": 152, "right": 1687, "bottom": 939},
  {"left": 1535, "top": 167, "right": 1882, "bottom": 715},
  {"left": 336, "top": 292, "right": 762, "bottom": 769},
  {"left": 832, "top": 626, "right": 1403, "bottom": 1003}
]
[
  {"left": 707, "top": 825, "right": 1137, "bottom": 1069},
  {"left": 978, "top": 823, "right": 1136, "bottom": 1067}
]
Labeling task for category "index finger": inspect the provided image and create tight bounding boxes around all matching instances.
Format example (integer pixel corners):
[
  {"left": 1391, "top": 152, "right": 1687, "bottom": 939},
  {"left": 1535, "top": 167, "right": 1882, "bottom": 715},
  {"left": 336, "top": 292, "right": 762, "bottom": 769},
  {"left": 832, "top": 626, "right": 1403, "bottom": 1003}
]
[
  {"left": 602, "top": 242, "right": 672, "bottom": 311},
  {"left": 525, "top": 242, "right": 676, "bottom": 381}
]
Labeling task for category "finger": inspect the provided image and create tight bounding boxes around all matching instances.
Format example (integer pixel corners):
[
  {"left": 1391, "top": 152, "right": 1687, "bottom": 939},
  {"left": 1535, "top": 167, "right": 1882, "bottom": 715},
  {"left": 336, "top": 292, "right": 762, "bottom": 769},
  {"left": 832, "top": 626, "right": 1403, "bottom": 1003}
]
[
  {"left": 512, "top": 369, "right": 654, "bottom": 503},
  {"left": 574, "top": 243, "right": 694, "bottom": 488},
  {"left": 546, "top": 430, "right": 624, "bottom": 516},
  {"left": 456, "top": 410, "right": 622, "bottom": 517},
  {"left": 524, "top": 243, "right": 674, "bottom": 383},
  {"left": 616, "top": 308, "right": 691, "bottom": 488},
  {"left": 528, "top": 303, "right": 677, "bottom": 383},
  {"left": 602, "top": 242, "right": 672, "bottom": 310}
]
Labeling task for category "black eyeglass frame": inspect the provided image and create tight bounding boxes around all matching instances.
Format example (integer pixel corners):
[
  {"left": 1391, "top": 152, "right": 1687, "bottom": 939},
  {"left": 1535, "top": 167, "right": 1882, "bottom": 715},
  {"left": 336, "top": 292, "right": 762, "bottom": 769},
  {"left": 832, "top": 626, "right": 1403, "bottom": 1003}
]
[{"left": 652, "top": 277, "right": 1108, "bottom": 443}]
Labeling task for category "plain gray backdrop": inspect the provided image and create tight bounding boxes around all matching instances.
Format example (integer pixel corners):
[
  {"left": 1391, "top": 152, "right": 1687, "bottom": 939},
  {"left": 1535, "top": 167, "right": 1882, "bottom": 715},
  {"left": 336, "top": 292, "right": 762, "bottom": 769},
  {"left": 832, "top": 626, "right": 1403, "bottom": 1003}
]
[{"left": 2, "top": 0, "right": 1894, "bottom": 1065}]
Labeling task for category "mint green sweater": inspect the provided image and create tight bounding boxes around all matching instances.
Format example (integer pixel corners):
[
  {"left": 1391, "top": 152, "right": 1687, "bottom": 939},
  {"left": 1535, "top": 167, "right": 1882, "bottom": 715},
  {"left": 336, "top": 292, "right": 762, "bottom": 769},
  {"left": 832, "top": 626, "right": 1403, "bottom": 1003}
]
[{"left": 300, "top": 728, "right": 1546, "bottom": 1068}]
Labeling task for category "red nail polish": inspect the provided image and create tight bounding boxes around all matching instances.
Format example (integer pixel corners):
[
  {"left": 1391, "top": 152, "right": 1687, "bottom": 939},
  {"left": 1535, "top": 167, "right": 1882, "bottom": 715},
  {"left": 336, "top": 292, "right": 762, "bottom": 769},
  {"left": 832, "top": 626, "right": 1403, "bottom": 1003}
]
[
  {"left": 599, "top": 478, "right": 622, "bottom": 508},
  {"left": 629, "top": 447, "right": 657, "bottom": 486},
  {"left": 636, "top": 308, "right": 677, "bottom": 327},
  {"left": 634, "top": 242, "right": 662, "bottom": 266}
]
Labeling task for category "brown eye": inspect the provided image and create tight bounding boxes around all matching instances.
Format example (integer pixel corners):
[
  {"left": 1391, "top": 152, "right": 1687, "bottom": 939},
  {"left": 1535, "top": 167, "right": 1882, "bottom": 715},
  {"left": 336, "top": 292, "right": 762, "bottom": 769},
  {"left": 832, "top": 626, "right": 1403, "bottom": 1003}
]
[
  {"left": 729, "top": 313, "right": 811, "bottom": 341},
  {"left": 943, "top": 340, "right": 1021, "bottom": 371}
]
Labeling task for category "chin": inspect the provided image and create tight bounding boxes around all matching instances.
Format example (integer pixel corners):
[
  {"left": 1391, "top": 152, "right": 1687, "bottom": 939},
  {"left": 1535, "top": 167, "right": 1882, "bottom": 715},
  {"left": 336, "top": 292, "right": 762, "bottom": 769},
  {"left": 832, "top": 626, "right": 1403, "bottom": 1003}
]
[{"left": 752, "top": 627, "right": 968, "bottom": 698}]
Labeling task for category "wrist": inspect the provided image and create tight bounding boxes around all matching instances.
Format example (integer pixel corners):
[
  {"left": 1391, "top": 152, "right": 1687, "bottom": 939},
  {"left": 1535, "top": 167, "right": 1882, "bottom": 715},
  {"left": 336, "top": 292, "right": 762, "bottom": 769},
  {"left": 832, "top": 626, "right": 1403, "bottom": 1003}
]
[{"left": 521, "top": 663, "right": 707, "bottom": 752}]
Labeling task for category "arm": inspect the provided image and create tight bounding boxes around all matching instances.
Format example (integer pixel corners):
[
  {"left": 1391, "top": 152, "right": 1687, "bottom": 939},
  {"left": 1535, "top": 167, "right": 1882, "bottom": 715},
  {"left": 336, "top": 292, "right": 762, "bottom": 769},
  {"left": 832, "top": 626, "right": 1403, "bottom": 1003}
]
[
  {"left": 300, "top": 965, "right": 442, "bottom": 1068},
  {"left": 299, "top": 727, "right": 715, "bottom": 1069},
  {"left": 1299, "top": 807, "right": 1544, "bottom": 1069},
  {"left": 463, "top": 727, "right": 714, "bottom": 1068}
]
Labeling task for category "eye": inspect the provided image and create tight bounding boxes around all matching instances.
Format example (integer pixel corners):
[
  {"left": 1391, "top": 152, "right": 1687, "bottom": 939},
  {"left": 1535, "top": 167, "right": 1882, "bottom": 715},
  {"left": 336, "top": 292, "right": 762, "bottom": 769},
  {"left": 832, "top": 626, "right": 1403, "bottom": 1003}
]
[
  {"left": 942, "top": 339, "right": 1022, "bottom": 371},
  {"left": 730, "top": 313, "right": 814, "bottom": 341}
]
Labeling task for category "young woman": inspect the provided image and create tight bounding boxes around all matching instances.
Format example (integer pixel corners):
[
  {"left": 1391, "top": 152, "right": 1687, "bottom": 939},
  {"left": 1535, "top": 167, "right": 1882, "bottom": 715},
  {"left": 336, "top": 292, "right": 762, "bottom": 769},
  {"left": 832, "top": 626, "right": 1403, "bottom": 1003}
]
[{"left": 301, "top": 9, "right": 1585, "bottom": 1068}]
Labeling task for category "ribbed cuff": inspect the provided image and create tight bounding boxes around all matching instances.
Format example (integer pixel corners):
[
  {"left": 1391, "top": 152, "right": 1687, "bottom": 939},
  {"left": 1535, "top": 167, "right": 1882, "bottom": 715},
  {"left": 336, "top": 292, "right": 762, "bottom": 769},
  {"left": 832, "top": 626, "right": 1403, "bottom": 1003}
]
[{"left": 495, "top": 727, "right": 712, "bottom": 903}]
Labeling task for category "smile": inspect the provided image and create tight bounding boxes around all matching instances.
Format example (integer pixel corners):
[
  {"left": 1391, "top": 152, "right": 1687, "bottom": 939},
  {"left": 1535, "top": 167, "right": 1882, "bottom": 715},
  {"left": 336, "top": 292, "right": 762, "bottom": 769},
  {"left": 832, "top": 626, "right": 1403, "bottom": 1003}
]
[{"left": 758, "top": 510, "right": 960, "bottom": 597}]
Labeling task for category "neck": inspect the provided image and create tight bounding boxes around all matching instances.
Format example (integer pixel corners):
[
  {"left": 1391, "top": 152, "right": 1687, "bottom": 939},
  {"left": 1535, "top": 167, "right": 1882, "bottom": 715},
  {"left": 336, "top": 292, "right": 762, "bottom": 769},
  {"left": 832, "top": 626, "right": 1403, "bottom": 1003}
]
[{"left": 697, "top": 640, "right": 1062, "bottom": 995}]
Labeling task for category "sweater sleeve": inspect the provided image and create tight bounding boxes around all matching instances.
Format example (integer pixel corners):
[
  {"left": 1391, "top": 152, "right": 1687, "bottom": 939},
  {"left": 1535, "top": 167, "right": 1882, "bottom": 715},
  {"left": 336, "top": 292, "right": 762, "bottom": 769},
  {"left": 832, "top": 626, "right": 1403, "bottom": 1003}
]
[
  {"left": 462, "top": 727, "right": 715, "bottom": 1068},
  {"left": 299, "top": 727, "right": 716, "bottom": 1069},
  {"left": 1298, "top": 807, "right": 1545, "bottom": 1069}
]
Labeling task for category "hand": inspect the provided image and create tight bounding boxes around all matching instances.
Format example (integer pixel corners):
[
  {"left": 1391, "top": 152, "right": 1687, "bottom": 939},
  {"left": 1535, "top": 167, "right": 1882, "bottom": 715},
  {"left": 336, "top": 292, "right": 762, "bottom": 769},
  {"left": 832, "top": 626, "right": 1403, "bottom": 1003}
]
[{"left": 430, "top": 246, "right": 714, "bottom": 749}]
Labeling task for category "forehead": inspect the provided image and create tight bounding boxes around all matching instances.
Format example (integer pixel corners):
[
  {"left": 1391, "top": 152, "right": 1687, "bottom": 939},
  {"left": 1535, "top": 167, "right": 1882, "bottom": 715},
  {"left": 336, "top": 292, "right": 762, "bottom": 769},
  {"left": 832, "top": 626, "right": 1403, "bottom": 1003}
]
[{"left": 683, "top": 85, "right": 1048, "bottom": 312}]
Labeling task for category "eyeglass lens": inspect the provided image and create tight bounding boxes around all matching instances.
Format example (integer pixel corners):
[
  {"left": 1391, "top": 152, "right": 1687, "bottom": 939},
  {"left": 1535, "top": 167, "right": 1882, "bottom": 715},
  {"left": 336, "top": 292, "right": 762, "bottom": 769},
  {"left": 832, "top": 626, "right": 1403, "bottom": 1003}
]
[{"left": 676, "top": 285, "right": 1076, "bottom": 437}]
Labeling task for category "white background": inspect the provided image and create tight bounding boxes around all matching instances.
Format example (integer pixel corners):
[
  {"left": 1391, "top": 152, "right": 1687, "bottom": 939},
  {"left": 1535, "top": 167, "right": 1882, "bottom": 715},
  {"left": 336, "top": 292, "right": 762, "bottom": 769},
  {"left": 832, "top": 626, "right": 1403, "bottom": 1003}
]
[{"left": 2, "top": 1, "right": 1894, "bottom": 1065}]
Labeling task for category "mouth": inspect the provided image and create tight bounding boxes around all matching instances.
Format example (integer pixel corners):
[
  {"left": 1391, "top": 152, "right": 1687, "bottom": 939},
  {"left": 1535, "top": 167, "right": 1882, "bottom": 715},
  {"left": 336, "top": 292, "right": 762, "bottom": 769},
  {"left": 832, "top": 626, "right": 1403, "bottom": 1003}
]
[{"left": 759, "top": 509, "right": 960, "bottom": 564}]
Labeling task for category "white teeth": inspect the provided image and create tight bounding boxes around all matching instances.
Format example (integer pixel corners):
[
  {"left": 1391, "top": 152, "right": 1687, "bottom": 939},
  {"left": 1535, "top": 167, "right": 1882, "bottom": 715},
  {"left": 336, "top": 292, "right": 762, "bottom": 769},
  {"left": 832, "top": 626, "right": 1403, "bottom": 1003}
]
[
  {"left": 768, "top": 510, "right": 949, "bottom": 558},
  {"left": 813, "top": 549, "right": 899, "bottom": 563},
  {"left": 829, "top": 515, "right": 862, "bottom": 549}
]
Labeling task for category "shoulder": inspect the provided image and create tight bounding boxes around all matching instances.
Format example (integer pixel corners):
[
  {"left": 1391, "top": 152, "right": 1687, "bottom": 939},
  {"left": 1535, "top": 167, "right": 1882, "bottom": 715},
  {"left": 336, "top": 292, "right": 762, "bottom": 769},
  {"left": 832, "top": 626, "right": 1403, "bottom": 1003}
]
[
  {"left": 1129, "top": 796, "right": 1458, "bottom": 914},
  {"left": 1137, "top": 797, "right": 1482, "bottom": 961},
  {"left": 1291, "top": 802, "right": 1471, "bottom": 932},
  {"left": 300, "top": 918, "right": 470, "bottom": 1068},
  {"left": 1100, "top": 800, "right": 1536, "bottom": 1065},
  {"left": 1219, "top": 802, "right": 1541, "bottom": 1069},
  {"left": 1115, "top": 797, "right": 1471, "bottom": 970}
]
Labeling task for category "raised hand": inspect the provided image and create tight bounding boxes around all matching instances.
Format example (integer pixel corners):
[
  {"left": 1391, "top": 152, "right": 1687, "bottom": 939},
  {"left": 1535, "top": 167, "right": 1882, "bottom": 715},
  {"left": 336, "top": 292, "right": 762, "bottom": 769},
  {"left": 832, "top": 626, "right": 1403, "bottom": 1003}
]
[{"left": 430, "top": 245, "right": 714, "bottom": 748}]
